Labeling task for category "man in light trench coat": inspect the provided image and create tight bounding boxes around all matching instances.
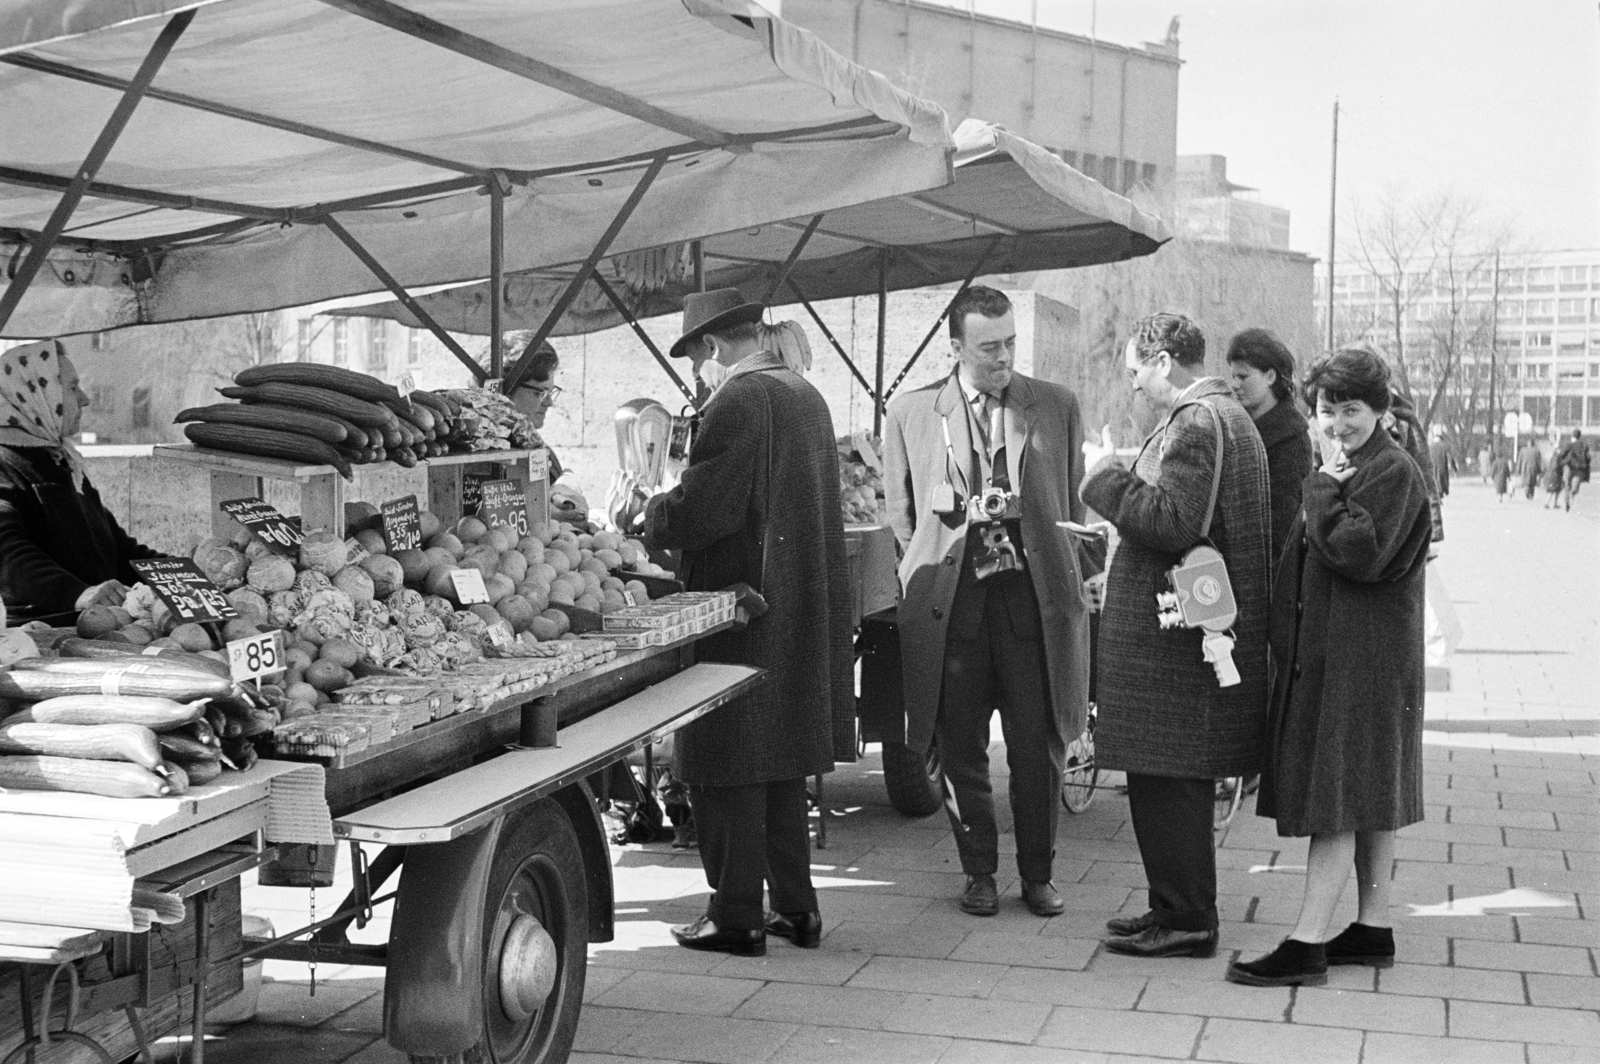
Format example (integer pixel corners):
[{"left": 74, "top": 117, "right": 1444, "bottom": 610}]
[{"left": 884, "top": 285, "right": 1094, "bottom": 917}]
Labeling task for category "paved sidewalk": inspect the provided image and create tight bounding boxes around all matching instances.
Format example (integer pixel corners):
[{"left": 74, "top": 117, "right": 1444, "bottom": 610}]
[{"left": 214, "top": 481, "right": 1596, "bottom": 1064}]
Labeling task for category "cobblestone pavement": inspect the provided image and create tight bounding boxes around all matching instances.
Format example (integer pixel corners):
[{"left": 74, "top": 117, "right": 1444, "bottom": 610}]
[{"left": 214, "top": 480, "right": 1596, "bottom": 1064}]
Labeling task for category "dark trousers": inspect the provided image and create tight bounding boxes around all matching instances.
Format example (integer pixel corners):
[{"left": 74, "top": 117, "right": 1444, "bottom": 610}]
[
  {"left": 936, "top": 570, "right": 1060, "bottom": 882},
  {"left": 1125, "top": 773, "right": 1219, "bottom": 932},
  {"left": 689, "top": 778, "right": 816, "bottom": 931}
]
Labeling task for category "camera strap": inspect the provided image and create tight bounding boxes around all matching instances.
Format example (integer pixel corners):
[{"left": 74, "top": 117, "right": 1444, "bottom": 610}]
[{"left": 1169, "top": 398, "right": 1225, "bottom": 542}]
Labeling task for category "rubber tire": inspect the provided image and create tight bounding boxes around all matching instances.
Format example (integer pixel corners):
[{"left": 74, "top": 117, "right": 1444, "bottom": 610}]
[
  {"left": 410, "top": 799, "right": 588, "bottom": 1064},
  {"left": 882, "top": 739, "right": 943, "bottom": 818},
  {"left": 1060, "top": 732, "right": 1099, "bottom": 814},
  {"left": 1213, "top": 777, "right": 1244, "bottom": 833}
]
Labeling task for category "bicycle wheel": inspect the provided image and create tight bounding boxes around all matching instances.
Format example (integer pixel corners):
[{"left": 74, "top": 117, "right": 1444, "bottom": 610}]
[
  {"left": 1213, "top": 776, "right": 1244, "bottom": 831},
  {"left": 1060, "top": 707, "right": 1099, "bottom": 814}
]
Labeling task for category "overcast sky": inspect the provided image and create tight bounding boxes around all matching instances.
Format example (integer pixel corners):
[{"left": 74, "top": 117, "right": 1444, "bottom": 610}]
[{"left": 924, "top": 0, "right": 1599, "bottom": 261}]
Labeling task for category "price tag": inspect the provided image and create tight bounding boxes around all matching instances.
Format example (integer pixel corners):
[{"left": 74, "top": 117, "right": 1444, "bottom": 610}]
[
  {"left": 475, "top": 479, "right": 531, "bottom": 539},
  {"left": 227, "top": 630, "right": 285, "bottom": 682},
  {"left": 381, "top": 495, "right": 423, "bottom": 553},
  {"left": 486, "top": 620, "right": 514, "bottom": 647},
  {"left": 344, "top": 538, "right": 370, "bottom": 565},
  {"left": 450, "top": 568, "right": 490, "bottom": 605},
  {"left": 130, "top": 559, "right": 240, "bottom": 624},
  {"left": 484, "top": 378, "right": 503, "bottom": 395},
  {"left": 398, "top": 373, "right": 416, "bottom": 398},
  {"left": 622, "top": 590, "right": 637, "bottom": 606},
  {"left": 221, "top": 498, "right": 302, "bottom": 557},
  {"left": 461, "top": 471, "right": 497, "bottom": 517}
]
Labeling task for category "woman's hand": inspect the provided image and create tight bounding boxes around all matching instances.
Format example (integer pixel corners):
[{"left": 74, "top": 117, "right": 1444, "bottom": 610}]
[
  {"left": 1319, "top": 453, "right": 1357, "bottom": 484},
  {"left": 75, "top": 579, "right": 130, "bottom": 610}
]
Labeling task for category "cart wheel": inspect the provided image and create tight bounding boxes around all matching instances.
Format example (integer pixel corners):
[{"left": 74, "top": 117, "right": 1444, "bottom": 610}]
[
  {"left": 882, "top": 739, "right": 943, "bottom": 818},
  {"left": 1213, "top": 777, "right": 1244, "bottom": 833},
  {"left": 1060, "top": 713, "right": 1098, "bottom": 814},
  {"left": 416, "top": 799, "right": 587, "bottom": 1064}
]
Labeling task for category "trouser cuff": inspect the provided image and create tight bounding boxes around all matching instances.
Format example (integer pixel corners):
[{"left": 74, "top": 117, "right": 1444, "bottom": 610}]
[{"left": 1151, "top": 903, "right": 1219, "bottom": 932}]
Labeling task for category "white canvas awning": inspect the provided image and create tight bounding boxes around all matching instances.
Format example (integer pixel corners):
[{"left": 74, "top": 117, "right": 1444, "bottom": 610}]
[{"left": 0, "top": 0, "right": 957, "bottom": 342}]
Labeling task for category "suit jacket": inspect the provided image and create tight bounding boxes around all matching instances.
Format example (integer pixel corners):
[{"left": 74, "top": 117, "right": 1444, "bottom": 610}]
[
  {"left": 884, "top": 371, "right": 1093, "bottom": 760},
  {"left": 643, "top": 351, "right": 853, "bottom": 786}
]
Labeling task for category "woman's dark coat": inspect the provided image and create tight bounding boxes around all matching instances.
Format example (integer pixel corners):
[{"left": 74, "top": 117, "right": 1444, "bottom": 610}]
[
  {"left": 0, "top": 447, "right": 159, "bottom": 622},
  {"left": 1081, "top": 378, "right": 1273, "bottom": 779},
  {"left": 1257, "top": 428, "right": 1433, "bottom": 837},
  {"left": 644, "top": 352, "right": 852, "bottom": 787},
  {"left": 1253, "top": 400, "right": 1314, "bottom": 567}
]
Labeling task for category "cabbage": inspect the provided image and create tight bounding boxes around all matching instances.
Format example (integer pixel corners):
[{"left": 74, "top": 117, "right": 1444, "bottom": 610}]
[
  {"left": 398, "top": 609, "right": 445, "bottom": 648},
  {"left": 299, "top": 530, "right": 348, "bottom": 576},
  {"left": 386, "top": 589, "right": 426, "bottom": 616},
  {"left": 422, "top": 595, "right": 455, "bottom": 619},
  {"left": 194, "top": 538, "right": 248, "bottom": 590},
  {"left": 267, "top": 590, "right": 305, "bottom": 627},
  {"left": 294, "top": 569, "right": 333, "bottom": 595},
  {"left": 227, "top": 588, "right": 270, "bottom": 627},
  {"left": 246, "top": 555, "right": 296, "bottom": 593},
  {"left": 332, "top": 565, "right": 376, "bottom": 605}
]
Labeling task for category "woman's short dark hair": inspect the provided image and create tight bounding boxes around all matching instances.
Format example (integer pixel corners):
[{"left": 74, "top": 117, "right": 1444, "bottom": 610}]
[
  {"left": 516, "top": 340, "right": 559, "bottom": 385},
  {"left": 1131, "top": 312, "right": 1205, "bottom": 367},
  {"left": 948, "top": 285, "right": 1013, "bottom": 341},
  {"left": 1226, "top": 328, "right": 1296, "bottom": 403},
  {"left": 1301, "top": 346, "right": 1392, "bottom": 413}
]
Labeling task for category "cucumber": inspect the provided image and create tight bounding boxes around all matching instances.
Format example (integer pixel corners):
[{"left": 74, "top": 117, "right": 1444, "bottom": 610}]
[{"left": 0, "top": 755, "right": 170, "bottom": 797}]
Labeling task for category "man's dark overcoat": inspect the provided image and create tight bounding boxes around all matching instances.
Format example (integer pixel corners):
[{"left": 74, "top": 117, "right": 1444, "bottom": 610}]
[
  {"left": 883, "top": 372, "right": 1093, "bottom": 761},
  {"left": 1257, "top": 429, "right": 1432, "bottom": 837},
  {"left": 644, "top": 352, "right": 852, "bottom": 787},
  {"left": 1081, "top": 378, "right": 1272, "bottom": 779}
]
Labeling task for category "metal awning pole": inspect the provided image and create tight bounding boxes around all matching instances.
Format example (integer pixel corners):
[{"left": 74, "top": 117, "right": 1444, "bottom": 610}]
[
  {"left": 503, "top": 154, "right": 668, "bottom": 393},
  {"left": 874, "top": 248, "right": 889, "bottom": 436},
  {"left": 787, "top": 279, "right": 875, "bottom": 396},
  {"left": 590, "top": 273, "right": 696, "bottom": 405},
  {"left": 0, "top": 11, "right": 193, "bottom": 333},
  {"left": 761, "top": 214, "right": 823, "bottom": 304},
  {"left": 692, "top": 240, "right": 706, "bottom": 292},
  {"left": 322, "top": 214, "right": 485, "bottom": 380},
  {"left": 884, "top": 235, "right": 1002, "bottom": 400},
  {"left": 488, "top": 172, "right": 508, "bottom": 378}
]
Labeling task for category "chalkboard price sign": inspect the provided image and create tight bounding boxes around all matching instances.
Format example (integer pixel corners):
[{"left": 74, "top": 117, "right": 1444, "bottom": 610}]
[
  {"left": 461, "top": 471, "right": 496, "bottom": 517},
  {"left": 381, "top": 495, "right": 423, "bottom": 553},
  {"left": 221, "top": 498, "right": 302, "bottom": 557},
  {"left": 130, "top": 558, "right": 239, "bottom": 624},
  {"left": 476, "top": 479, "right": 531, "bottom": 539}
]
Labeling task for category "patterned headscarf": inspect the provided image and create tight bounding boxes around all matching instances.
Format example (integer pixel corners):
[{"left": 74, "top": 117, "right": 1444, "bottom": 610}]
[{"left": 0, "top": 339, "right": 87, "bottom": 492}]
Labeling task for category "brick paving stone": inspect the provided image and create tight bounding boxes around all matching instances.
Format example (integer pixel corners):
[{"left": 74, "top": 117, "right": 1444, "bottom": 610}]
[
  {"left": 1037, "top": 910, "right": 1140, "bottom": 940},
  {"left": 823, "top": 920, "right": 962, "bottom": 959},
  {"left": 321, "top": 993, "right": 385, "bottom": 1036},
  {"left": 1452, "top": 843, "right": 1571, "bottom": 868},
  {"left": 1514, "top": 870, "right": 1599, "bottom": 893},
  {"left": 1218, "top": 920, "right": 1302, "bottom": 953},
  {"left": 1392, "top": 916, "right": 1520, "bottom": 942},
  {"left": 820, "top": 888, "right": 936, "bottom": 924},
  {"left": 988, "top": 967, "right": 1147, "bottom": 1009},
  {"left": 1377, "top": 962, "right": 1526, "bottom": 1003},
  {"left": 707, "top": 948, "right": 871, "bottom": 986},
  {"left": 1036, "top": 1005, "right": 1202, "bottom": 1058},
  {"left": 1086, "top": 949, "right": 1238, "bottom": 982},
  {"left": 573, "top": 1006, "right": 654, "bottom": 1055},
  {"left": 252, "top": 979, "right": 379, "bottom": 1028},
  {"left": 1027, "top": 883, "right": 1139, "bottom": 913},
  {"left": 1135, "top": 978, "right": 1290, "bottom": 1022},
  {"left": 1081, "top": 862, "right": 1153, "bottom": 888},
  {"left": 950, "top": 931, "right": 1097, "bottom": 970},
  {"left": 570, "top": 1054, "right": 685, "bottom": 1064},
  {"left": 1324, "top": 965, "right": 1378, "bottom": 992},
  {"left": 1360, "top": 1032, "right": 1529, "bottom": 1064},
  {"left": 1292, "top": 985, "right": 1446, "bottom": 1034},
  {"left": 1503, "top": 794, "right": 1598, "bottom": 815},
  {"left": 1527, "top": 972, "right": 1600, "bottom": 1009},
  {"left": 591, "top": 971, "right": 763, "bottom": 1016},
  {"left": 1393, "top": 860, "right": 1515, "bottom": 889},
  {"left": 1394, "top": 838, "right": 1453, "bottom": 862},
  {"left": 198, "top": 1023, "right": 375, "bottom": 1064},
  {"left": 1554, "top": 812, "right": 1599, "bottom": 835},
  {"left": 936, "top": 1041, "right": 1112, "bottom": 1064},
  {"left": 846, "top": 955, "right": 1009, "bottom": 997},
  {"left": 584, "top": 965, "right": 632, "bottom": 1001},
  {"left": 734, "top": 983, "right": 906, "bottom": 1029},
  {"left": 1451, "top": 1001, "right": 1600, "bottom": 1047},
  {"left": 1448, "top": 805, "right": 1559, "bottom": 830},
  {"left": 824, "top": 869, "right": 1009, "bottom": 900},
  {"left": 609, "top": 1012, "right": 798, "bottom": 1064},
  {"left": 767, "top": 1025, "right": 951, "bottom": 1064},
  {"left": 1517, "top": 917, "right": 1600, "bottom": 948},
  {"left": 882, "top": 992, "right": 1052, "bottom": 1043},
  {"left": 1454, "top": 939, "right": 1595, "bottom": 976},
  {"left": 1194, "top": 1016, "right": 1364, "bottom": 1063},
  {"left": 1527, "top": 1047, "right": 1600, "bottom": 1064},
  {"left": 334, "top": 1040, "right": 408, "bottom": 1064},
  {"left": 908, "top": 906, "right": 1053, "bottom": 937}
]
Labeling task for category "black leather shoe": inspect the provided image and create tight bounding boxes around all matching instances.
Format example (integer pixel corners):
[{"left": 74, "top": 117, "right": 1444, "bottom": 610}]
[
  {"left": 671, "top": 915, "right": 765, "bottom": 956},
  {"left": 959, "top": 874, "right": 999, "bottom": 916},
  {"left": 1227, "top": 938, "right": 1328, "bottom": 986},
  {"left": 765, "top": 910, "right": 822, "bottom": 948},
  {"left": 1105, "top": 910, "right": 1159, "bottom": 936},
  {"left": 1323, "top": 922, "right": 1395, "bottom": 968},
  {"left": 1103, "top": 925, "right": 1218, "bottom": 958},
  {"left": 1021, "top": 880, "right": 1064, "bottom": 917}
]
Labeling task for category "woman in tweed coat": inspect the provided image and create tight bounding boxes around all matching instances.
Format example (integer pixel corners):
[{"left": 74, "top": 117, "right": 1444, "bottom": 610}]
[
  {"left": 1082, "top": 314, "right": 1272, "bottom": 958},
  {"left": 1231, "top": 347, "right": 1433, "bottom": 987}
]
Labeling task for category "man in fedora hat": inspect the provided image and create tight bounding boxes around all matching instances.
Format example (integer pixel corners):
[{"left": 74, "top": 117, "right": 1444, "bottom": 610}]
[{"left": 643, "top": 288, "right": 854, "bottom": 956}]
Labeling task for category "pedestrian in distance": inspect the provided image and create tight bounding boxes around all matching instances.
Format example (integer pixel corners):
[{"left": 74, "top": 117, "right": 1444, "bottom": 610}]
[
  {"left": 1490, "top": 448, "right": 1511, "bottom": 503},
  {"left": 1226, "top": 327, "right": 1314, "bottom": 569},
  {"left": 882, "top": 285, "right": 1095, "bottom": 919},
  {"left": 1557, "top": 429, "right": 1589, "bottom": 512},
  {"left": 1232, "top": 347, "right": 1433, "bottom": 987},
  {"left": 1516, "top": 437, "right": 1543, "bottom": 501},
  {"left": 1478, "top": 444, "right": 1492, "bottom": 485},
  {"left": 1541, "top": 447, "right": 1566, "bottom": 509},
  {"left": 643, "top": 289, "right": 854, "bottom": 957},
  {"left": 1082, "top": 313, "right": 1272, "bottom": 959}
]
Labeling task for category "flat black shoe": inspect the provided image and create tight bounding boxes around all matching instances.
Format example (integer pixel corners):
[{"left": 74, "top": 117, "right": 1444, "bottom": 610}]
[
  {"left": 1102, "top": 926, "right": 1218, "bottom": 958},
  {"left": 671, "top": 915, "right": 765, "bottom": 956},
  {"left": 1021, "top": 880, "right": 1064, "bottom": 917},
  {"left": 765, "top": 909, "right": 822, "bottom": 948},
  {"left": 1227, "top": 938, "right": 1328, "bottom": 986},
  {"left": 959, "top": 874, "right": 999, "bottom": 916},
  {"left": 1324, "top": 922, "right": 1395, "bottom": 968},
  {"left": 1105, "top": 910, "right": 1159, "bottom": 936}
]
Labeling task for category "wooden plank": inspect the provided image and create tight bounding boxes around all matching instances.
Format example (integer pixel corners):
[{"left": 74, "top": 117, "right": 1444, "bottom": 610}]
[
  {"left": 156, "top": 443, "right": 538, "bottom": 481},
  {"left": 335, "top": 663, "right": 761, "bottom": 843},
  {"left": 0, "top": 923, "right": 107, "bottom": 952},
  {"left": 123, "top": 802, "right": 267, "bottom": 878}
]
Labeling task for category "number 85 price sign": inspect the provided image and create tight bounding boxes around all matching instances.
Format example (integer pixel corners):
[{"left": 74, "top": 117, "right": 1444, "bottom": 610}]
[{"left": 228, "top": 630, "right": 286, "bottom": 684}]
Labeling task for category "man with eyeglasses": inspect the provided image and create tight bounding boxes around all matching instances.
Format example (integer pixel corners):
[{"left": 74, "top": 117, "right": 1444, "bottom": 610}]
[{"left": 883, "top": 285, "right": 1095, "bottom": 919}]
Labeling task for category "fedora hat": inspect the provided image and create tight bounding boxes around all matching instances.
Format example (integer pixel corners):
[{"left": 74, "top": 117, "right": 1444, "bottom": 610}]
[{"left": 669, "top": 288, "right": 766, "bottom": 359}]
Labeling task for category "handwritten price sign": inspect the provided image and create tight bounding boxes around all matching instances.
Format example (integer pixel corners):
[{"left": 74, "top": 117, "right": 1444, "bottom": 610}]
[
  {"left": 130, "top": 558, "right": 239, "bottom": 624},
  {"left": 476, "top": 479, "right": 531, "bottom": 539},
  {"left": 381, "top": 495, "right": 423, "bottom": 553},
  {"left": 228, "top": 630, "right": 285, "bottom": 683},
  {"left": 221, "top": 498, "right": 302, "bottom": 557},
  {"left": 450, "top": 568, "right": 490, "bottom": 605}
]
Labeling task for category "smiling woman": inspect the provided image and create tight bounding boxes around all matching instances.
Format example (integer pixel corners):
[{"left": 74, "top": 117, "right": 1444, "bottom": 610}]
[{"left": 0, "top": 339, "right": 163, "bottom": 623}]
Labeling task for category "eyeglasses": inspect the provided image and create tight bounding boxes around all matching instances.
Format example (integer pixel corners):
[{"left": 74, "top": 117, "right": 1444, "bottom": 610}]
[{"left": 521, "top": 382, "right": 563, "bottom": 401}]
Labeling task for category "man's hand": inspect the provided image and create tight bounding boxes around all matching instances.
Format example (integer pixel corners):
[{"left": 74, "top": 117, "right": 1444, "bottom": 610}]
[{"left": 1082, "top": 424, "right": 1116, "bottom": 472}]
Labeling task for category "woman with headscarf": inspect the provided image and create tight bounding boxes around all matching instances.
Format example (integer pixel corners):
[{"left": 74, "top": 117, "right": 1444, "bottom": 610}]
[{"left": 0, "top": 340, "right": 161, "bottom": 623}]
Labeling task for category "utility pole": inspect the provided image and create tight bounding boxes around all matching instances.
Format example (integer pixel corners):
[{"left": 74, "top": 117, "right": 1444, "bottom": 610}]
[
  {"left": 1326, "top": 99, "right": 1339, "bottom": 352},
  {"left": 1489, "top": 249, "right": 1500, "bottom": 451}
]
